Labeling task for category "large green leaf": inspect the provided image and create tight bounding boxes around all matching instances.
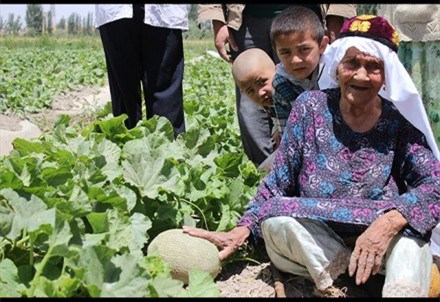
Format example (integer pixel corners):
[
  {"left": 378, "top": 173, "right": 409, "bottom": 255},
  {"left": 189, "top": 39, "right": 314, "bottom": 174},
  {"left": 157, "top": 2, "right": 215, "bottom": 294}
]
[
  {"left": 0, "top": 258, "right": 27, "bottom": 297},
  {"left": 70, "top": 245, "right": 115, "bottom": 297},
  {"left": 106, "top": 210, "right": 151, "bottom": 257},
  {"left": 214, "top": 153, "right": 243, "bottom": 178},
  {"left": 178, "top": 270, "right": 219, "bottom": 297},
  {"left": 122, "top": 150, "right": 183, "bottom": 199},
  {"left": 29, "top": 274, "right": 80, "bottom": 298},
  {"left": 148, "top": 275, "right": 186, "bottom": 297},
  {"left": 101, "top": 253, "right": 151, "bottom": 297},
  {"left": 0, "top": 189, "right": 56, "bottom": 239}
]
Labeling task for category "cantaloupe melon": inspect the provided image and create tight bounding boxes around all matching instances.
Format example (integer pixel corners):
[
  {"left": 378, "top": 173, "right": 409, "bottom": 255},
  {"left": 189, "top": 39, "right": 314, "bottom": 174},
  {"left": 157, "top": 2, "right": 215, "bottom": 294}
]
[
  {"left": 147, "top": 228, "right": 221, "bottom": 285},
  {"left": 429, "top": 263, "right": 440, "bottom": 298}
]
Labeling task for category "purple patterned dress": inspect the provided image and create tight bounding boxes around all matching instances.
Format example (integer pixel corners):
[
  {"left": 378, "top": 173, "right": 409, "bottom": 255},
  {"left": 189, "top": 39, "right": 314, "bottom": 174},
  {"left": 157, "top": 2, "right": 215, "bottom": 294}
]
[{"left": 238, "top": 88, "right": 440, "bottom": 241}]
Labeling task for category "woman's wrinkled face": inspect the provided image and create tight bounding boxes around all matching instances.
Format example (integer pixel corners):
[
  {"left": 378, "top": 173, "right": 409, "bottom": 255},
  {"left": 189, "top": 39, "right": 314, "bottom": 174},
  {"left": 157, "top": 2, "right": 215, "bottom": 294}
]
[{"left": 337, "top": 46, "right": 385, "bottom": 105}]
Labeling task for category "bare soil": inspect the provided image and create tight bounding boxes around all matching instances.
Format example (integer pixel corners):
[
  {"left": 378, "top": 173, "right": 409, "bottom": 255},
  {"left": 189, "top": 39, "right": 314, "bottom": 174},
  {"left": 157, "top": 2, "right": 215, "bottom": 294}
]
[
  {"left": 0, "top": 84, "right": 110, "bottom": 133},
  {"left": 215, "top": 259, "right": 385, "bottom": 298}
]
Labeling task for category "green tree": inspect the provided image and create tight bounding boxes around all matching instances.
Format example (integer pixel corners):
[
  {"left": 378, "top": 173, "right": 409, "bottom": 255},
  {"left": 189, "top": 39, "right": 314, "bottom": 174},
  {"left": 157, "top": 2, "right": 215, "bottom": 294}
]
[
  {"left": 0, "top": 16, "right": 4, "bottom": 34},
  {"left": 47, "top": 11, "right": 53, "bottom": 34},
  {"left": 67, "top": 12, "right": 82, "bottom": 35},
  {"left": 5, "top": 13, "right": 22, "bottom": 35},
  {"left": 76, "top": 14, "right": 81, "bottom": 35},
  {"left": 57, "top": 17, "right": 66, "bottom": 30},
  {"left": 25, "top": 4, "right": 43, "bottom": 36},
  {"left": 84, "top": 12, "right": 94, "bottom": 36},
  {"left": 189, "top": 4, "right": 198, "bottom": 21},
  {"left": 357, "top": 4, "right": 377, "bottom": 15}
]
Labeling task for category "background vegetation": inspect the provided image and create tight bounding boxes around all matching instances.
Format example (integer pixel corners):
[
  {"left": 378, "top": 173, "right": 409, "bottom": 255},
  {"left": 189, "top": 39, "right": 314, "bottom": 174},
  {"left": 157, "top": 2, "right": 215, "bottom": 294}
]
[
  {"left": 1, "top": 4, "right": 438, "bottom": 297},
  {"left": 0, "top": 30, "right": 260, "bottom": 297},
  {"left": 0, "top": 4, "right": 212, "bottom": 40}
]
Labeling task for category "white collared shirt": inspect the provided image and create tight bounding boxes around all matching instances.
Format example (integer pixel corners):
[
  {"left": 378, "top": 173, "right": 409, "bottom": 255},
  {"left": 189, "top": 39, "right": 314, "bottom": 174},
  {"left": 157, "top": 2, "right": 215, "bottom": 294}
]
[{"left": 95, "top": 4, "right": 189, "bottom": 30}]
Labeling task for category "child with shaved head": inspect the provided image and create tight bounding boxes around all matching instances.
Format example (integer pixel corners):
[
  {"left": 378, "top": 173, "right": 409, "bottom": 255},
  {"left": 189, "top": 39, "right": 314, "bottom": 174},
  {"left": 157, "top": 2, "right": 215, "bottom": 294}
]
[{"left": 232, "top": 48, "right": 280, "bottom": 172}]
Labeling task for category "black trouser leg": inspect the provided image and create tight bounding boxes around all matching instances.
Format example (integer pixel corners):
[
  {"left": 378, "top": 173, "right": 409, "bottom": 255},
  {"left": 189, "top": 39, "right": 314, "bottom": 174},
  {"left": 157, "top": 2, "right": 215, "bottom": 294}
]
[
  {"left": 98, "top": 18, "right": 143, "bottom": 129},
  {"left": 141, "top": 25, "right": 185, "bottom": 135}
]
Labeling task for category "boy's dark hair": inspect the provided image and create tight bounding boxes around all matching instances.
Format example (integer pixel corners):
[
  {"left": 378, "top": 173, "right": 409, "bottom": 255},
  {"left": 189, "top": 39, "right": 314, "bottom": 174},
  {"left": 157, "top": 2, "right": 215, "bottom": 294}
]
[{"left": 270, "top": 5, "right": 325, "bottom": 51}]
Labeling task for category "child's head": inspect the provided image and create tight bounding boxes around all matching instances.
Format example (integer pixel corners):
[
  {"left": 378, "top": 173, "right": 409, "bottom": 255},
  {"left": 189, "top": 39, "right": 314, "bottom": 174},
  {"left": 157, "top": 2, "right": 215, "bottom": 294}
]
[
  {"left": 232, "top": 48, "right": 276, "bottom": 108},
  {"left": 270, "top": 5, "right": 328, "bottom": 80}
]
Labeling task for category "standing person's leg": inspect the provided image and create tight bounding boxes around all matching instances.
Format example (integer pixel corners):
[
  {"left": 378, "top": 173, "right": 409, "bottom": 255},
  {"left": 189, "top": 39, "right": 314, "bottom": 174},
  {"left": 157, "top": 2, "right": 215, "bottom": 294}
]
[
  {"left": 98, "top": 19, "right": 144, "bottom": 129},
  {"left": 230, "top": 15, "right": 278, "bottom": 166},
  {"left": 141, "top": 25, "right": 186, "bottom": 136}
]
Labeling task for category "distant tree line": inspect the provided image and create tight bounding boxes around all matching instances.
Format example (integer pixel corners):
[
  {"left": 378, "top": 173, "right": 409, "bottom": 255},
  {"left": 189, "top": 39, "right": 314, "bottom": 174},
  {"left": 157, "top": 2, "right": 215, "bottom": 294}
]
[
  {"left": 0, "top": 4, "right": 97, "bottom": 36},
  {"left": 0, "top": 4, "right": 378, "bottom": 38}
]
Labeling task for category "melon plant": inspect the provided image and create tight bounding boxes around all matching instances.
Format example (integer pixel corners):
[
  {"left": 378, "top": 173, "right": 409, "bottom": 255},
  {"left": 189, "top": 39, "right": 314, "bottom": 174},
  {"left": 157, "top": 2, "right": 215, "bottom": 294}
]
[
  {"left": 147, "top": 229, "right": 221, "bottom": 285},
  {"left": 0, "top": 43, "right": 262, "bottom": 297}
]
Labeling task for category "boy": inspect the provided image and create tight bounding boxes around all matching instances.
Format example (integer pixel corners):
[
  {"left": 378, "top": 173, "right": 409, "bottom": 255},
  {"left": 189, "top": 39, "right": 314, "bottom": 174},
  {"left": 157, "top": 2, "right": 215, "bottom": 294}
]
[
  {"left": 233, "top": 6, "right": 329, "bottom": 171},
  {"left": 269, "top": 5, "right": 329, "bottom": 140}
]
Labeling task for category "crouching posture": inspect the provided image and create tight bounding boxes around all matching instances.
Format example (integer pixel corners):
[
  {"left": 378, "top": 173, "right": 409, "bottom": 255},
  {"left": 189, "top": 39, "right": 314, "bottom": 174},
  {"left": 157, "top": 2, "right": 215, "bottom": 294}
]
[{"left": 184, "top": 15, "right": 440, "bottom": 297}]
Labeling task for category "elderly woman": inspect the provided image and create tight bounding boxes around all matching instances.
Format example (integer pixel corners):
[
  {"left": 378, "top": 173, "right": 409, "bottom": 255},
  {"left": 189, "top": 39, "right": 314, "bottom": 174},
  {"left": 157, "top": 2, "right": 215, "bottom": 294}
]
[{"left": 183, "top": 15, "right": 440, "bottom": 297}]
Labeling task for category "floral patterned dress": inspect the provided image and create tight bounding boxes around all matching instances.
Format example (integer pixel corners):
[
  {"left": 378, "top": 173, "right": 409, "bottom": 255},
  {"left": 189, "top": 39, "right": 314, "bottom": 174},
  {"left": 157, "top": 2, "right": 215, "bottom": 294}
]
[{"left": 237, "top": 88, "right": 440, "bottom": 242}]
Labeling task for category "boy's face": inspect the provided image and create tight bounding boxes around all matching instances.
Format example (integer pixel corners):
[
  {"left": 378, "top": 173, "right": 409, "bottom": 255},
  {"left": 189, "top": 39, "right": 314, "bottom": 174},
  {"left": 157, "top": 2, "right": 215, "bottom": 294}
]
[
  {"left": 275, "top": 30, "right": 328, "bottom": 80},
  {"left": 236, "top": 67, "right": 275, "bottom": 108}
]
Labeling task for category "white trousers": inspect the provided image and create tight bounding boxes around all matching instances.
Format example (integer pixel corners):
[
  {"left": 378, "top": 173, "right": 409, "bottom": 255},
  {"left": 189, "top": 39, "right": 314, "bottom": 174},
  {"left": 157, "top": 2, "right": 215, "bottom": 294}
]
[{"left": 261, "top": 216, "right": 432, "bottom": 297}]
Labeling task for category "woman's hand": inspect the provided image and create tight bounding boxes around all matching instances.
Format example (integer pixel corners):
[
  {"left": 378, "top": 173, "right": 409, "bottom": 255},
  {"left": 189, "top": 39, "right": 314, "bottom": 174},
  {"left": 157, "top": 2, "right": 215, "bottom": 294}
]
[
  {"left": 348, "top": 210, "right": 408, "bottom": 285},
  {"left": 182, "top": 225, "right": 250, "bottom": 261}
]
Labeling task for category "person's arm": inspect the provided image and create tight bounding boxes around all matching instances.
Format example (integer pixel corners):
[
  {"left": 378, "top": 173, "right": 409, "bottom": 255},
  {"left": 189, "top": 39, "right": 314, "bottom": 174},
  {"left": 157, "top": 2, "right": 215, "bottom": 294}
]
[
  {"left": 349, "top": 116, "right": 440, "bottom": 285},
  {"left": 391, "top": 118, "right": 440, "bottom": 235},
  {"left": 197, "top": 4, "right": 238, "bottom": 63},
  {"left": 212, "top": 20, "right": 238, "bottom": 63},
  {"left": 182, "top": 225, "right": 250, "bottom": 261},
  {"left": 197, "top": 4, "right": 226, "bottom": 27}
]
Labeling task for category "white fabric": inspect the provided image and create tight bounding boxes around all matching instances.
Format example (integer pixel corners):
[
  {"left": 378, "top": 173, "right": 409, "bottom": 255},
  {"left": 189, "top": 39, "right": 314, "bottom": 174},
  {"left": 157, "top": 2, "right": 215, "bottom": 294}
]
[
  {"left": 261, "top": 217, "right": 351, "bottom": 291},
  {"left": 95, "top": 4, "right": 189, "bottom": 30},
  {"left": 383, "top": 235, "right": 432, "bottom": 297},
  {"left": 318, "top": 36, "right": 440, "bottom": 257},
  {"left": 262, "top": 216, "right": 431, "bottom": 296},
  {"left": 378, "top": 4, "right": 440, "bottom": 42},
  {"left": 319, "top": 36, "right": 440, "bottom": 160}
]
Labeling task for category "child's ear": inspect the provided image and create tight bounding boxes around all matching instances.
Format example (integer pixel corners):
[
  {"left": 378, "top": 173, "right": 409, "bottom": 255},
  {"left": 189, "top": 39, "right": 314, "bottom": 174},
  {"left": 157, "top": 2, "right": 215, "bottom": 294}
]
[{"left": 319, "top": 36, "right": 329, "bottom": 54}]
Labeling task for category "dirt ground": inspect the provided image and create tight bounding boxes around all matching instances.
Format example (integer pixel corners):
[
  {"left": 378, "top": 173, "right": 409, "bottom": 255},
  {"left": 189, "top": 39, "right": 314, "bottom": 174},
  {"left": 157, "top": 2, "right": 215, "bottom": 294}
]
[{"left": 215, "top": 259, "right": 385, "bottom": 298}]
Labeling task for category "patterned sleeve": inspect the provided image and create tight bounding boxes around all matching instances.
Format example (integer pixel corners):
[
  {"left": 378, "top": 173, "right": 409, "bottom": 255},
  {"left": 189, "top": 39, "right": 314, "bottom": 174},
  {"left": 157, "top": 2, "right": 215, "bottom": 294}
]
[
  {"left": 393, "top": 117, "right": 440, "bottom": 235},
  {"left": 237, "top": 91, "right": 311, "bottom": 239}
]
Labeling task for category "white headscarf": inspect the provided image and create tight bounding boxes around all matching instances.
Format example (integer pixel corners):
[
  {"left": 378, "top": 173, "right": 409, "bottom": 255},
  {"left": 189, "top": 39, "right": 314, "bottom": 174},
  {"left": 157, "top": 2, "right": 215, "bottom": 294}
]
[{"left": 318, "top": 36, "right": 440, "bottom": 160}]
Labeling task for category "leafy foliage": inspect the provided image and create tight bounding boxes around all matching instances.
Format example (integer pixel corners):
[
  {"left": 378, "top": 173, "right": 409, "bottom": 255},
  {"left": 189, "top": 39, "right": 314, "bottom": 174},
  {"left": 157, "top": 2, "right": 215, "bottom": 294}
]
[
  {"left": 0, "top": 43, "right": 106, "bottom": 114},
  {"left": 0, "top": 50, "right": 264, "bottom": 297}
]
